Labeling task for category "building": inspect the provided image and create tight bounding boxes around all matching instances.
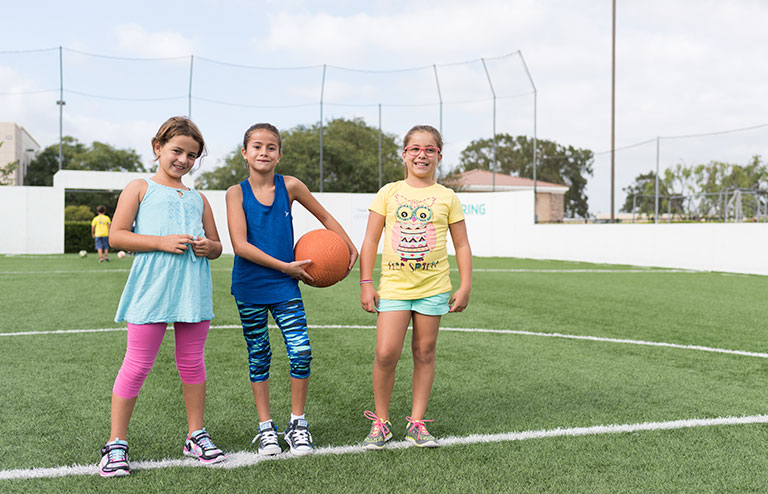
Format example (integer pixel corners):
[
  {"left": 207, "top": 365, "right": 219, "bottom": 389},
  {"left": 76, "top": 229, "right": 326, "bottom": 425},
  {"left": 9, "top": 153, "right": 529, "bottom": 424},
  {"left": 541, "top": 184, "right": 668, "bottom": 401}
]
[
  {"left": 442, "top": 169, "right": 569, "bottom": 222},
  {"left": 0, "top": 122, "right": 41, "bottom": 186}
]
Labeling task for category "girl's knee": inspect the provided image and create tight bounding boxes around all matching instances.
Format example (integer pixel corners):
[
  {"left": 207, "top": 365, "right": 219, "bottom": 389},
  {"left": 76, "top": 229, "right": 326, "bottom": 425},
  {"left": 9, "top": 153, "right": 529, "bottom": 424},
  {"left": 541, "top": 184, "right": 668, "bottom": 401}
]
[
  {"left": 113, "top": 358, "right": 154, "bottom": 398},
  {"left": 176, "top": 359, "right": 206, "bottom": 383},
  {"left": 375, "top": 348, "right": 402, "bottom": 368},
  {"left": 411, "top": 343, "right": 436, "bottom": 365},
  {"left": 288, "top": 349, "right": 312, "bottom": 379},
  {"left": 248, "top": 351, "right": 272, "bottom": 382}
]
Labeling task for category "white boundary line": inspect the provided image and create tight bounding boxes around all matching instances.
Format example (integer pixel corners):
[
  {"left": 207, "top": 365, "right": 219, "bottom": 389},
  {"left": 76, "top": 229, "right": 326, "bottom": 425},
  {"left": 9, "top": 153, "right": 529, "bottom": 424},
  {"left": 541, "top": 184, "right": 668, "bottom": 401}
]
[
  {"left": 0, "top": 268, "right": 706, "bottom": 275},
  {"left": 469, "top": 268, "right": 703, "bottom": 273},
  {"left": 2, "top": 413, "right": 767, "bottom": 480},
  {"left": 3, "top": 324, "right": 768, "bottom": 360},
  {"left": 438, "top": 327, "right": 768, "bottom": 359}
]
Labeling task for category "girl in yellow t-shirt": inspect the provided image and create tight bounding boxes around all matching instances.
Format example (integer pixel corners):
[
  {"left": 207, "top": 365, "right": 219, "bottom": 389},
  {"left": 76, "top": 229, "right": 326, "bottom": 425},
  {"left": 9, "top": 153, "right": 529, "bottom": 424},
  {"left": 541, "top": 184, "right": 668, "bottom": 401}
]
[{"left": 359, "top": 125, "right": 472, "bottom": 449}]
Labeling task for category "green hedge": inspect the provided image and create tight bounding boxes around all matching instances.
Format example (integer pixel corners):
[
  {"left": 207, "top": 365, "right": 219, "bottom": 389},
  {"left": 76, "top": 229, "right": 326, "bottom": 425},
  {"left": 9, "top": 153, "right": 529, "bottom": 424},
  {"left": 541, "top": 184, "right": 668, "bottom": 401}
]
[{"left": 64, "top": 221, "right": 93, "bottom": 253}]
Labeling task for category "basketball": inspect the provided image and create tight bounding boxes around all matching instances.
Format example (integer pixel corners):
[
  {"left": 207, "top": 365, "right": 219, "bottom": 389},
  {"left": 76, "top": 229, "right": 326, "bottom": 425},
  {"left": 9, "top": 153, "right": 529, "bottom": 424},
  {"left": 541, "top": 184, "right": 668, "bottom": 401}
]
[{"left": 294, "top": 229, "right": 349, "bottom": 287}]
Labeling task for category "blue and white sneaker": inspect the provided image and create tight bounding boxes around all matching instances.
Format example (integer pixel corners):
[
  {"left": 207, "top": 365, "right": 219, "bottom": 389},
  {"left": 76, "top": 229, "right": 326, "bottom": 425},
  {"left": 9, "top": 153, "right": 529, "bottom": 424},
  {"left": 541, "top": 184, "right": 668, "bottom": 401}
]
[
  {"left": 284, "top": 419, "right": 314, "bottom": 456},
  {"left": 251, "top": 420, "right": 281, "bottom": 456},
  {"left": 183, "top": 429, "right": 226, "bottom": 464},
  {"left": 99, "top": 439, "right": 130, "bottom": 477}
]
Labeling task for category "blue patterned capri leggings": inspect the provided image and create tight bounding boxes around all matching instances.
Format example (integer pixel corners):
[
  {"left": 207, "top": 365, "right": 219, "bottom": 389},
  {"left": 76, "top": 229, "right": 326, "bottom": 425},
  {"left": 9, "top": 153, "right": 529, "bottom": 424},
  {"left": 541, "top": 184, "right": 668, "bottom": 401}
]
[{"left": 235, "top": 298, "right": 312, "bottom": 382}]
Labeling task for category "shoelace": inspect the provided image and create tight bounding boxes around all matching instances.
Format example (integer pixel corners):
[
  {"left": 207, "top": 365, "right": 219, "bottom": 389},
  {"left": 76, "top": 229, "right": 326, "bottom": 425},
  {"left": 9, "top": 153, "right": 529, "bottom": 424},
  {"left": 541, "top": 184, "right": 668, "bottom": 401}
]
[
  {"left": 405, "top": 416, "right": 434, "bottom": 438},
  {"left": 107, "top": 447, "right": 126, "bottom": 463},
  {"left": 250, "top": 426, "right": 278, "bottom": 447},
  {"left": 261, "top": 429, "right": 278, "bottom": 443},
  {"left": 288, "top": 426, "right": 311, "bottom": 446},
  {"left": 363, "top": 410, "right": 390, "bottom": 436},
  {"left": 192, "top": 432, "right": 217, "bottom": 451}
]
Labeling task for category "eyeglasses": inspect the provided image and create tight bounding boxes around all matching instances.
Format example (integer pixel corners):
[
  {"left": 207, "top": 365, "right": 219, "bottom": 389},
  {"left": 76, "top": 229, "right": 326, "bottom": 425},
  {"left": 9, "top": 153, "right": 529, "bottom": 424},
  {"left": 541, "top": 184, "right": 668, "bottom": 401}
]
[{"left": 404, "top": 145, "right": 440, "bottom": 157}]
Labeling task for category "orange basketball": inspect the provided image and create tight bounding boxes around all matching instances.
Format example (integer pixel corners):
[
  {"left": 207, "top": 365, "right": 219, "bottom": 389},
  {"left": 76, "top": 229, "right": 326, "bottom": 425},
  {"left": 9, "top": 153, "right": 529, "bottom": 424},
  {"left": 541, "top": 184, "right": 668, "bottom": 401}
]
[{"left": 294, "top": 229, "right": 349, "bottom": 287}]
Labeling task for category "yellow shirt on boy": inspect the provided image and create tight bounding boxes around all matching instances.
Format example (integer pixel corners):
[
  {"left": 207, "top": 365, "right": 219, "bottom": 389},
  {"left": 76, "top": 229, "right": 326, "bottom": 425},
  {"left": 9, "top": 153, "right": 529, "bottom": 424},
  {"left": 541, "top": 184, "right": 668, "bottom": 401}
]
[
  {"left": 91, "top": 214, "right": 111, "bottom": 237},
  {"left": 369, "top": 180, "right": 465, "bottom": 300}
]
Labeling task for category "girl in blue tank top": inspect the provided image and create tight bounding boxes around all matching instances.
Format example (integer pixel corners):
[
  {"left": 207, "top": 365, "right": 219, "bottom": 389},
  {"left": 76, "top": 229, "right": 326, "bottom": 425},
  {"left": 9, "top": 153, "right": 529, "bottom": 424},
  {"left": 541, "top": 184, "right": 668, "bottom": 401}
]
[{"left": 225, "top": 123, "right": 358, "bottom": 456}]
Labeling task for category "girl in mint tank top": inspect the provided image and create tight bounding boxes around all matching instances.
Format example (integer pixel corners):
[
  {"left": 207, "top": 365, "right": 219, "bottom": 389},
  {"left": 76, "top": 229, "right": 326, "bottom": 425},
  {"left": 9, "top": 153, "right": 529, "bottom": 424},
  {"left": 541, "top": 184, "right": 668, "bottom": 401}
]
[{"left": 98, "top": 117, "right": 226, "bottom": 479}]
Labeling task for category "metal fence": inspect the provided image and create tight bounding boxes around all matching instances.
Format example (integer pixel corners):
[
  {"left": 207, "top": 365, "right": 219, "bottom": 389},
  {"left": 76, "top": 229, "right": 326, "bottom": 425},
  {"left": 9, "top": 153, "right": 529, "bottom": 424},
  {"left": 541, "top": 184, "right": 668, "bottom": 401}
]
[
  {"left": 0, "top": 47, "right": 537, "bottom": 193},
  {"left": 629, "top": 188, "right": 768, "bottom": 223}
]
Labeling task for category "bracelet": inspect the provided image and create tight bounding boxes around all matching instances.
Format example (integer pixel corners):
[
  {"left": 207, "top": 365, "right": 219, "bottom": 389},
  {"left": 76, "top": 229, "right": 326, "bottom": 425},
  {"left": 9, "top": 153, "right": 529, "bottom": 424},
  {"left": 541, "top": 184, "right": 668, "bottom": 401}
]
[{"left": 360, "top": 279, "right": 373, "bottom": 284}]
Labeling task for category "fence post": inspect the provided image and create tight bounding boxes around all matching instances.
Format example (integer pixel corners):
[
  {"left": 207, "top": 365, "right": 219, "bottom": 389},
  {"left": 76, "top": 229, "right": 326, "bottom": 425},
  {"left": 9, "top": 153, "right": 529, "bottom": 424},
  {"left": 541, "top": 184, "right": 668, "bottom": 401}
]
[
  {"left": 480, "top": 58, "right": 497, "bottom": 192},
  {"left": 188, "top": 55, "right": 194, "bottom": 119},
  {"left": 57, "top": 46, "right": 65, "bottom": 170},
  {"left": 432, "top": 64, "right": 443, "bottom": 135},
  {"left": 319, "top": 64, "right": 326, "bottom": 192},
  {"left": 632, "top": 194, "right": 637, "bottom": 223},
  {"left": 519, "top": 51, "right": 538, "bottom": 223},
  {"left": 654, "top": 136, "right": 660, "bottom": 224}
]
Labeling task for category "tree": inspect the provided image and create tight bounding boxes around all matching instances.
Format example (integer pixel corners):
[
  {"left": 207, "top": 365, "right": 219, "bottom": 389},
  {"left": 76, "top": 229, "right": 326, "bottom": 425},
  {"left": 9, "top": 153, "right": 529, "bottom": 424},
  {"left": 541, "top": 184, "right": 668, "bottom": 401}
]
[
  {"left": 621, "top": 156, "right": 768, "bottom": 220},
  {"left": 0, "top": 142, "right": 18, "bottom": 185},
  {"left": 620, "top": 171, "right": 671, "bottom": 219},
  {"left": 24, "top": 136, "right": 147, "bottom": 186},
  {"left": 455, "top": 134, "right": 593, "bottom": 218},
  {"left": 195, "top": 118, "right": 402, "bottom": 192},
  {"left": 65, "top": 205, "right": 94, "bottom": 221}
]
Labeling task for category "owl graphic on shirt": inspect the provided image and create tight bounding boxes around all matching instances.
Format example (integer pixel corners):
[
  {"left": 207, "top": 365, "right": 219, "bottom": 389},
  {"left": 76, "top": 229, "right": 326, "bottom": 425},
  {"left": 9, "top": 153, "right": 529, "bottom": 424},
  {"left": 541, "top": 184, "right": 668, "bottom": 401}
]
[{"left": 392, "top": 194, "right": 436, "bottom": 262}]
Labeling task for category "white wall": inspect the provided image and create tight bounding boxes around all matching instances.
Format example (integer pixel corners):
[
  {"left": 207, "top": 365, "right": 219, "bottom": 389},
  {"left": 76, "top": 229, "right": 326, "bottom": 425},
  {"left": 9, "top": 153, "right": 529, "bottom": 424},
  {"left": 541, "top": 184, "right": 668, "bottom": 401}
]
[
  {"left": 53, "top": 170, "right": 194, "bottom": 190},
  {"left": 0, "top": 186, "right": 63, "bottom": 254},
  {"left": 516, "top": 221, "right": 768, "bottom": 275},
  {"left": 2, "top": 183, "right": 767, "bottom": 277}
]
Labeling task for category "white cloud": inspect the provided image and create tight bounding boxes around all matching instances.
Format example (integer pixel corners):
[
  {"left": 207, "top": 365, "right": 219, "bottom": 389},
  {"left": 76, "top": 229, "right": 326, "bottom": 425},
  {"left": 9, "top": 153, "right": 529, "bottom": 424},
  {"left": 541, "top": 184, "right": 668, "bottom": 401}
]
[
  {"left": 264, "top": 0, "right": 539, "bottom": 66},
  {"left": 114, "top": 23, "right": 196, "bottom": 58}
]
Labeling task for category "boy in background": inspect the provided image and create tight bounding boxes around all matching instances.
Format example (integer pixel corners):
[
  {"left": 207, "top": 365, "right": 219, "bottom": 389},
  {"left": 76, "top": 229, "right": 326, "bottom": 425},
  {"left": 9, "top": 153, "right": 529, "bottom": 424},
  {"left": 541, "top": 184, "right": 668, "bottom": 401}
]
[{"left": 91, "top": 205, "right": 111, "bottom": 262}]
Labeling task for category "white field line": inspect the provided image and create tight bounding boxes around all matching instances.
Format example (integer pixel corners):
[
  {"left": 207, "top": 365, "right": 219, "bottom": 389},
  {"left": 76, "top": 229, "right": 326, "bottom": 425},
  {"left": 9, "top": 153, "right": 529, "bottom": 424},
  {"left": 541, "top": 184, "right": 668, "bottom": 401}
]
[
  {"left": 2, "top": 413, "right": 767, "bottom": 480},
  {"left": 0, "top": 268, "right": 705, "bottom": 275},
  {"left": 0, "top": 268, "right": 130, "bottom": 275},
  {"left": 437, "top": 268, "right": 703, "bottom": 274},
  {"left": 3, "top": 324, "right": 768, "bottom": 361}
]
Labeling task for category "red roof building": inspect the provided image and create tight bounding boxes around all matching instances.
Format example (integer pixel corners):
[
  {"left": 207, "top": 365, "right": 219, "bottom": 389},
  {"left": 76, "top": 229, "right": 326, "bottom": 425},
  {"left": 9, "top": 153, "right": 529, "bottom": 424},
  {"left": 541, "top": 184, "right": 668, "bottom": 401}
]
[{"left": 442, "top": 169, "right": 569, "bottom": 222}]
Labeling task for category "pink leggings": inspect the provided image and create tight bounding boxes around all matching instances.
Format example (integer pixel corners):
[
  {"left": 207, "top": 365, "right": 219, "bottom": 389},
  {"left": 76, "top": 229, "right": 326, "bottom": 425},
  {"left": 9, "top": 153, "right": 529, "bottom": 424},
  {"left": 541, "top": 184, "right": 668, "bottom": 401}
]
[{"left": 112, "top": 321, "right": 210, "bottom": 399}]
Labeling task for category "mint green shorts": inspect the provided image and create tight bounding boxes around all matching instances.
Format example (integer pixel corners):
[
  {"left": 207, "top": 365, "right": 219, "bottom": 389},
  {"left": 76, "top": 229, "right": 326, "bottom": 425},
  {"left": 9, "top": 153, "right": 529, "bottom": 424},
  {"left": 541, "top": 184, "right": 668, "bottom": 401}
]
[{"left": 377, "top": 292, "right": 450, "bottom": 316}]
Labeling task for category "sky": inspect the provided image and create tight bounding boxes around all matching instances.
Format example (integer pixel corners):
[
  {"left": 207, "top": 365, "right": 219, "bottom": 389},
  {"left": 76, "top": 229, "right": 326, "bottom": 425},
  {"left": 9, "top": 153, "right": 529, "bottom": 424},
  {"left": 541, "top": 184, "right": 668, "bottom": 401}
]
[{"left": 2, "top": 0, "right": 767, "bottom": 215}]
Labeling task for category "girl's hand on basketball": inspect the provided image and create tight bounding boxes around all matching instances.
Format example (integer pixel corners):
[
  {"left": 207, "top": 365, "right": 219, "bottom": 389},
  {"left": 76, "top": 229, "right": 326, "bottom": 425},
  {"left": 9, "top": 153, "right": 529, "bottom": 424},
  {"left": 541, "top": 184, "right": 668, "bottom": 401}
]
[
  {"left": 158, "top": 234, "right": 194, "bottom": 254},
  {"left": 448, "top": 287, "right": 470, "bottom": 313},
  {"left": 191, "top": 236, "right": 212, "bottom": 257},
  {"left": 360, "top": 284, "right": 379, "bottom": 313},
  {"left": 347, "top": 250, "right": 359, "bottom": 272},
  {"left": 285, "top": 259, "right": 315, "bottom": 285}
]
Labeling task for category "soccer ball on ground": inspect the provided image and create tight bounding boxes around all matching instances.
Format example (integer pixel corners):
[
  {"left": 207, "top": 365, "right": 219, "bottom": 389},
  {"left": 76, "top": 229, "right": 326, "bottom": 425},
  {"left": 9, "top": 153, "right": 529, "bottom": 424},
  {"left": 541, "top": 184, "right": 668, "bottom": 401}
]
[
  {"left": 117, "top": 251, "right": 126, "bottom": 259},
  {"left": 79, "top": 250, "right": 88, "bottom": 258}
]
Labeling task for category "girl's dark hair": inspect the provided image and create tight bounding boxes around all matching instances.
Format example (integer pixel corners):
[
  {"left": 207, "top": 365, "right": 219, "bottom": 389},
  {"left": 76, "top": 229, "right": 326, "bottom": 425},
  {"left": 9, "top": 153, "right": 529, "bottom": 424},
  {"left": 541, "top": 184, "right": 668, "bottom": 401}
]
[
  {"left": 151, "top": 116, "right": 206, "bottom": 159},
  {"left": 243, "top": 123, "right": 282, "bottom": 152}
]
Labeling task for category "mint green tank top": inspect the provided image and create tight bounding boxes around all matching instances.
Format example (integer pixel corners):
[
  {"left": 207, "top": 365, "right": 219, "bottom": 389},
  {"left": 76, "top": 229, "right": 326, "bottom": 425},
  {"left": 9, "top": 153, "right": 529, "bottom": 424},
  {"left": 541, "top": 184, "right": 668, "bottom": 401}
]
[{"left": 114, "top": 178, "right": 214, "bottom": 324}]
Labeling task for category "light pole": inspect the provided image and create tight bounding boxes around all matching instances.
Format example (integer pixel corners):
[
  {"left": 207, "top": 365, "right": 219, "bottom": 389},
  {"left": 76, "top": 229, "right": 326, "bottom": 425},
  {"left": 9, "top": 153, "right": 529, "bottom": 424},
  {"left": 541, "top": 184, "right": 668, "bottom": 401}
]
[
  {"left": 57, "top": 46, "right": 65, "bottom": 170},
  {"left": 610, "top": 0, "right": 616, "bottom": 222}
]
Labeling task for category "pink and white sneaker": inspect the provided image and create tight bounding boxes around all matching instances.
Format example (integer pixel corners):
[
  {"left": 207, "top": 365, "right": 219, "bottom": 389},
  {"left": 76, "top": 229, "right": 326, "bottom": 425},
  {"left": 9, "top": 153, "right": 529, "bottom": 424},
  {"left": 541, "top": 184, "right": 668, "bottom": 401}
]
[
  {"left": 99, "top": 439, "right": 130, "bottom": 477},
  {"left": 183, "top": 429, "right": 226, "bottom": 464}
]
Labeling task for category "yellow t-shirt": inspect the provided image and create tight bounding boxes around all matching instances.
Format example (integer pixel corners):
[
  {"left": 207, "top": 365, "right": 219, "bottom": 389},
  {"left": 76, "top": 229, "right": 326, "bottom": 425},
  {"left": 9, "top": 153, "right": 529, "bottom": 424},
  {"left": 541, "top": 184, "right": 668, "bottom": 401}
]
[
  {"left": 370, "top": 181, "right": 465, "bottom": 300},
  {"left": 91, "top": 214, "right": 111, "bottom": 238}
]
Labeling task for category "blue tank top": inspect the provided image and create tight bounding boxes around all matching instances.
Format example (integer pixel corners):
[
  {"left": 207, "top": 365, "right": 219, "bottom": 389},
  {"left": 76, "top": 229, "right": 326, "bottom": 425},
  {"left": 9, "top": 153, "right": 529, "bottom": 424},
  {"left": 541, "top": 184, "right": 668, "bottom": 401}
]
[
  {"left": 231, "top": 175, "right": 301, "bottom": 304},
  {"left": 115, "top": 178, "right": 213, "bottom": 324}
]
